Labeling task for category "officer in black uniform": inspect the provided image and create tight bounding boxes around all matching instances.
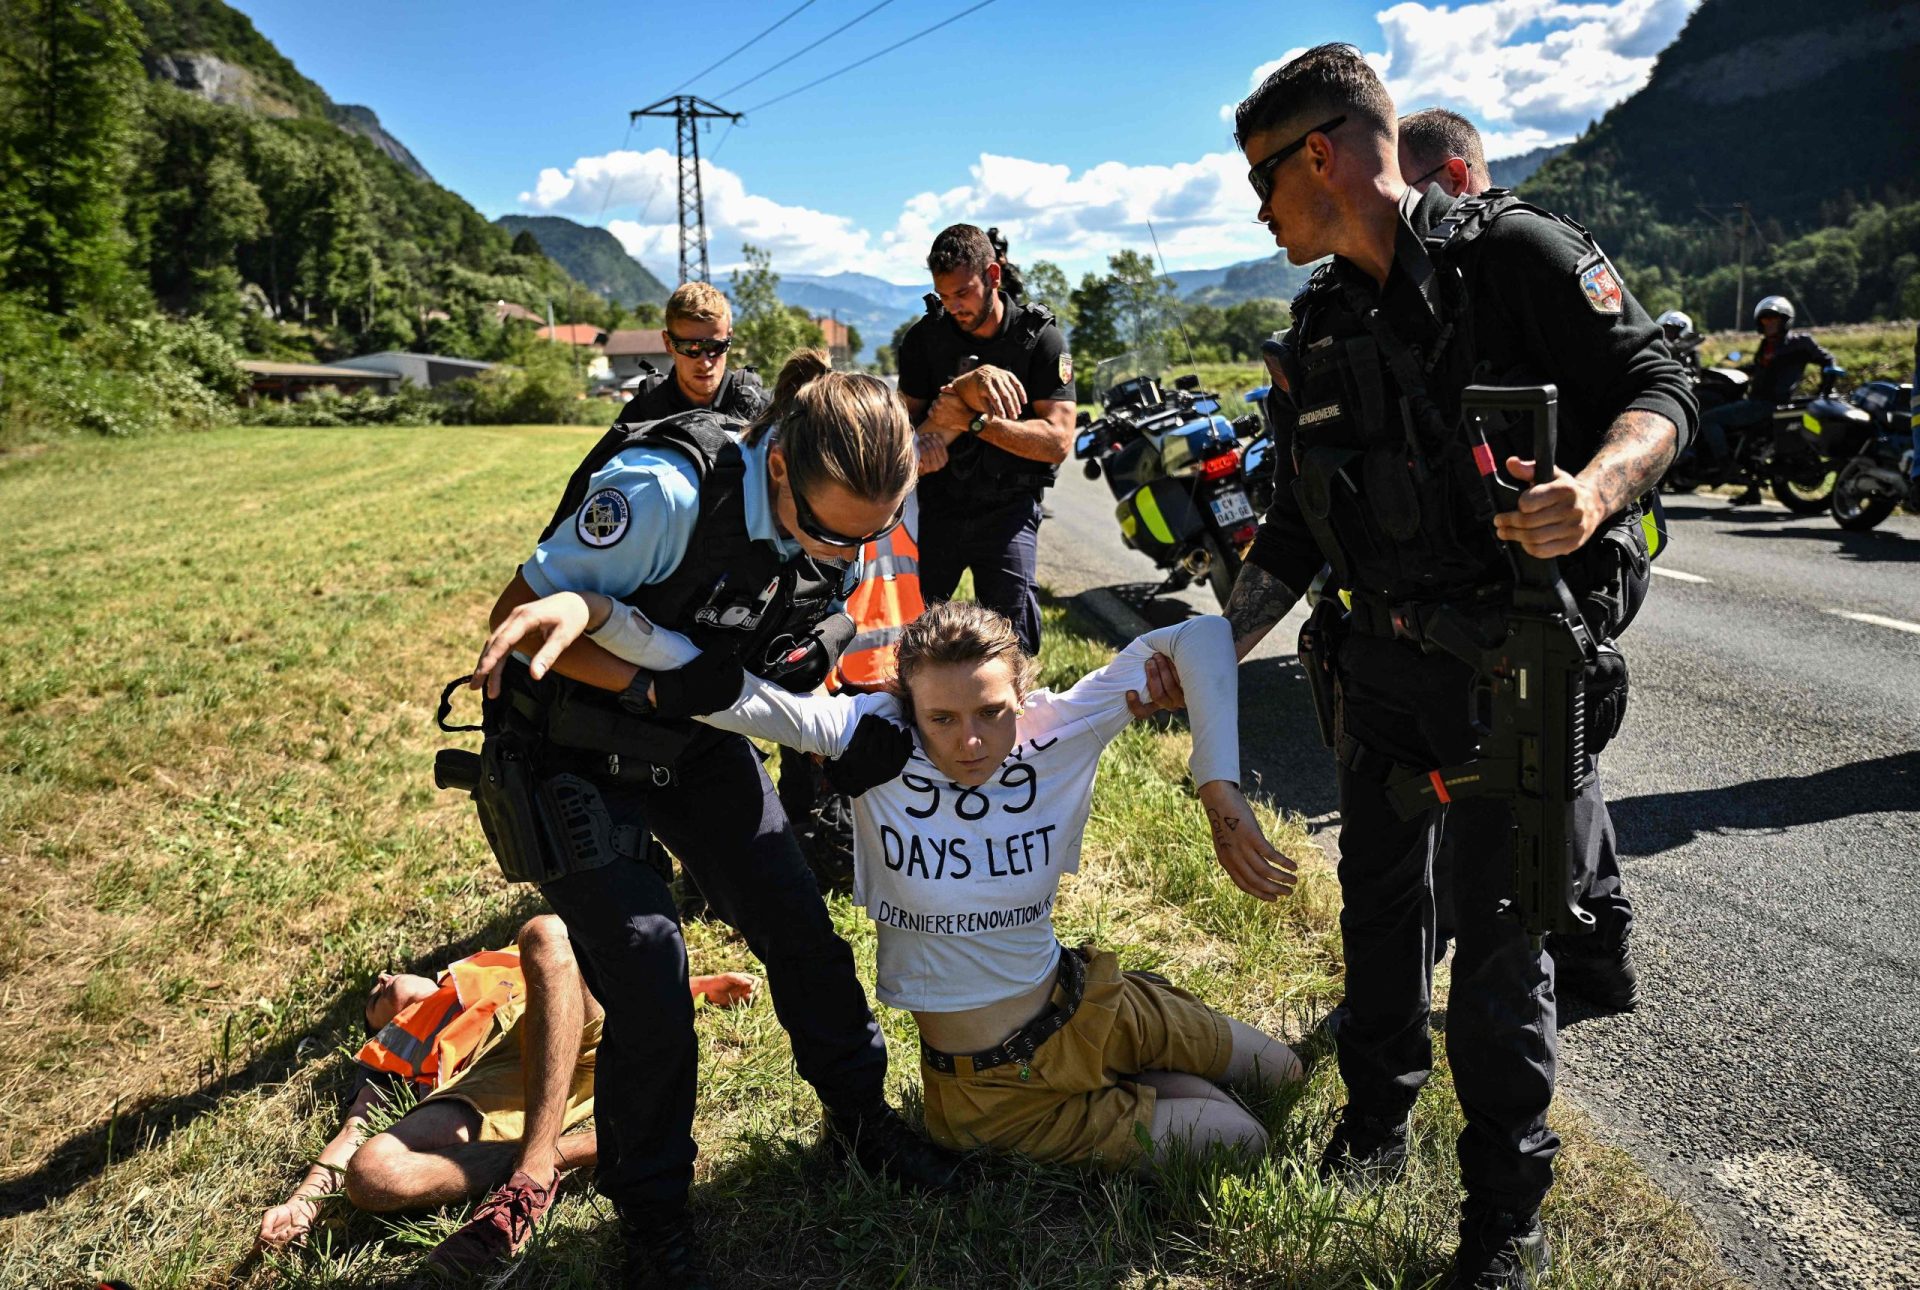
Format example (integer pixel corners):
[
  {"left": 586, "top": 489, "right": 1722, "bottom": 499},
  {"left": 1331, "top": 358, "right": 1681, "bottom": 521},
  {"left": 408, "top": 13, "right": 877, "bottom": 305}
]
[
  {"left": 1220, "top": 47, "right": 1693, "bottom": 1289},
  {"left": 896, "top": 223, "right": 1076, "bottom": 654},
  {"left": 615, "top": 280, "right": 768, "bottom": 424},
  {"left": 473, "top": 353, "right": 953, "bottom": 1287}
]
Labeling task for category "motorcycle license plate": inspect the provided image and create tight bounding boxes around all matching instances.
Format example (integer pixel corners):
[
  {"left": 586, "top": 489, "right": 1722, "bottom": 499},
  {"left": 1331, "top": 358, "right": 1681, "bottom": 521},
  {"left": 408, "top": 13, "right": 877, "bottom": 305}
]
[{"left": 1209, "top": 489, "right": 1254, "bottom": 526}]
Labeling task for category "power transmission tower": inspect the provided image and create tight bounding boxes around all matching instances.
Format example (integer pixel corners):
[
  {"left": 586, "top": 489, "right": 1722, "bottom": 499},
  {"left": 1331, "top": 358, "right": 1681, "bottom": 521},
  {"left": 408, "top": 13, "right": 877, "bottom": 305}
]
[{"left": 629, "top": 96, "right": 740, "bottom": 284}]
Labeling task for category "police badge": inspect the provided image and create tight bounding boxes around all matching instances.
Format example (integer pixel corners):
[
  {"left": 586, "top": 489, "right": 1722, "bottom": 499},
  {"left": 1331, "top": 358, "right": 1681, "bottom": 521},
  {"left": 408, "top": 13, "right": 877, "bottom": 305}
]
[
  {"left": 1058, "top": 350, "right": 1074, "bottom": 388},
  {"left": 577, "top": 487, "right": 631, "bottom": 547},
  {"left": 1578, "top": 258, "right": 1624, "bottom": 315}
]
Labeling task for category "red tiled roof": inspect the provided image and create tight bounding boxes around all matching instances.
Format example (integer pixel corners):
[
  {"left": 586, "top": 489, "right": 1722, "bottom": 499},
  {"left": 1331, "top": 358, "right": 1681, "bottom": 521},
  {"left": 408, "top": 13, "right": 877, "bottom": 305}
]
[{"left": 537, "top": 323, "right": 606, "bottom": 347}]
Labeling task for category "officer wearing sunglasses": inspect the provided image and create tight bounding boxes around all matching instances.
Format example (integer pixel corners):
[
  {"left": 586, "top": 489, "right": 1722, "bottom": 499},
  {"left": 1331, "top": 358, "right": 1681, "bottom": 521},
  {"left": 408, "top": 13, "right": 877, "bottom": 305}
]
[
  {"left": 615, "top": 281, "right": 769, "bottom": 423},
  {"left": 1209, "top": 44, "right": 1693, "bottom": 1290},
  {"left": 476, "top": 348, "right": 959, "bottom": 1284}
]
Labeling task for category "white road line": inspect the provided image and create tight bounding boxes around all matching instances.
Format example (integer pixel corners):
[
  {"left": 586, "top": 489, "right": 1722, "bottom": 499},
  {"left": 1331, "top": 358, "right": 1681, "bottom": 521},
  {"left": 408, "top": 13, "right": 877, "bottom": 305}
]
[
  {"left": 1652, "top": 567, "right": 1712, "bottom": 583},
  {"left": 1828, "top": 610, "right": 1920, "bottom": 636}
]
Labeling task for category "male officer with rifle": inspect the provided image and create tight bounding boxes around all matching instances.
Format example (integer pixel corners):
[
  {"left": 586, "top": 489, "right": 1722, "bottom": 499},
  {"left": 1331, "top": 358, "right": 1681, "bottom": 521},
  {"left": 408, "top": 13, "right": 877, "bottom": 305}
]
[{"left": 1217, "top": 46, "right": 1693, "bottom": 1289}]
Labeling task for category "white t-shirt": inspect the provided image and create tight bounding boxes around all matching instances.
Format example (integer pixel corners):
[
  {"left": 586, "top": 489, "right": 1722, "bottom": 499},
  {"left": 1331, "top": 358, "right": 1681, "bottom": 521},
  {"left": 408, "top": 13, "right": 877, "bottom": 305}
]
[{"left": 625, "top": 616, "right": 1242, "bottom": 1012}]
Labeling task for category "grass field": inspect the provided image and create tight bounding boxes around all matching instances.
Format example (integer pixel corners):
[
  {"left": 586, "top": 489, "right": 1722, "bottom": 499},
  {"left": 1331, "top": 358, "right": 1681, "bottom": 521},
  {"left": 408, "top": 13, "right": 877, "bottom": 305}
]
[{"left": 0, "top": 425, "right": 1735, "bottom": 1288}]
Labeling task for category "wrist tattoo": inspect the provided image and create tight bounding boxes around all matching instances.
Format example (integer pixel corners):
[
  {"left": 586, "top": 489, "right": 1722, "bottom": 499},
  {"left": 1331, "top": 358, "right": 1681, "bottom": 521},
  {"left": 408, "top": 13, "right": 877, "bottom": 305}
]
[
  {"left": 1587, "top": 410, "right": 1677, "bottom": 511},
  {"left": 1225, "top": 564, "right": 1300, "bottom": 655}
]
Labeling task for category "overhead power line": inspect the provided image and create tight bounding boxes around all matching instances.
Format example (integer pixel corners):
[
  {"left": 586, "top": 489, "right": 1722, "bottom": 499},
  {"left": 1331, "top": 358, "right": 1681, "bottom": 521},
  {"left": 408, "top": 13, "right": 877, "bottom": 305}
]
[
  {"left": 672, "top": 0, "right": 822, "bottom": 93},
  {"left": 741, "top": 0, "right": 1001, "bottom": 114},
  {"left": 716, "top": 0, "right": 903, "bottom": 99}
]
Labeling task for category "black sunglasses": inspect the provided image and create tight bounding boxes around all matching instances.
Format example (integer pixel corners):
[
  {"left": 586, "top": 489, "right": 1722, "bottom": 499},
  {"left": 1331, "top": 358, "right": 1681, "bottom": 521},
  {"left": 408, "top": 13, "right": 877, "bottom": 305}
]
[
  {"left": 791, "top": 481, "right": 906, "bottom": 551},
  {"left": 667, "top": 333, "right": 732, "bottom": 359},
  {"left": 1246, "top": 115, "right": 1346, "bottom": 203}
]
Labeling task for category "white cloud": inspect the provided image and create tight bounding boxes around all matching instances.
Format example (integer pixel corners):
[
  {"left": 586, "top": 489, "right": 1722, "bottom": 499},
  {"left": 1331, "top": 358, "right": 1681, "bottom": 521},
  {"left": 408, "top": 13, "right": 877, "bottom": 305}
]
[
  {"left": 521, "top": 146, "right": 1281, "bottom": 283},
  {"left": 1222, "top": 0, "right": 1699, "bottom": 156},
  {"left": 522, "top": 147, "right": 875, "bottom": 278}
]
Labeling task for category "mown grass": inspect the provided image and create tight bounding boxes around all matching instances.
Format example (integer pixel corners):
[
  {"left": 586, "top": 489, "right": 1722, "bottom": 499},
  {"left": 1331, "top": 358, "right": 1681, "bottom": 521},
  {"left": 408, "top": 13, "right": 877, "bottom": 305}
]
[{"left": 0, "top": 426, "right": 1734, "bottom": 1288}]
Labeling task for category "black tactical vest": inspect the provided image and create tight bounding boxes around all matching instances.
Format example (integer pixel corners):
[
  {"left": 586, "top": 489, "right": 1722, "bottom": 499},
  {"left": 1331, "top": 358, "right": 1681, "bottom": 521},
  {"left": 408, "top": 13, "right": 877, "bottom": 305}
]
[
  {"left": 1279, "top": 189, "right": 1588, "bottom": 602},
  {"left": 539, "top": 412, "right": 844, "bottom": 675},
  {"left": 917, "top": 294, "right": 1062, "bottom": 504}
]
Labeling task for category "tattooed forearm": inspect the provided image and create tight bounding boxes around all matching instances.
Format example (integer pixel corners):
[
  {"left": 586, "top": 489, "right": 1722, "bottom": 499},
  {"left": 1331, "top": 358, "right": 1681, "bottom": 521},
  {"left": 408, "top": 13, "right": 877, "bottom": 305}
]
[
  {"left": 1224, "top": 563, "right": 1302, "bottom": 661},
  {"left": 1581, "top": 409, "right": 1678, "bottom": 513}
]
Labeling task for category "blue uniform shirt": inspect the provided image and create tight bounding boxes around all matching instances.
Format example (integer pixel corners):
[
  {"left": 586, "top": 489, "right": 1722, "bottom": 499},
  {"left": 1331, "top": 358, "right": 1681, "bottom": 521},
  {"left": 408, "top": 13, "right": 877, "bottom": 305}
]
[{"left": 522, "top": 432, "right": 828, "bottom": 600}]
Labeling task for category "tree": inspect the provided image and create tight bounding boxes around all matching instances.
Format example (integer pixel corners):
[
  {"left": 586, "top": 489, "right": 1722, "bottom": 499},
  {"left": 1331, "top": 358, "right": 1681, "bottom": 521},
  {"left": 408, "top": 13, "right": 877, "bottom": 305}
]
[
  {"left": 730, "top": 244, "right": 823, "bottom": 368},
  {"left": 1068, "top": 271, "right": 1124, "bottom": 364},
  {"left": 845, "top": 323, "right": 863, "bottom": 358},
  {"left": 509, "top": 229, "right": 544, "bottom": 259},
  {"left": 0, "top": 0, "right": 144, "bottom": 317},
  {"left": 1026, "top": 260, "right": 1075, "bottom": 330}
]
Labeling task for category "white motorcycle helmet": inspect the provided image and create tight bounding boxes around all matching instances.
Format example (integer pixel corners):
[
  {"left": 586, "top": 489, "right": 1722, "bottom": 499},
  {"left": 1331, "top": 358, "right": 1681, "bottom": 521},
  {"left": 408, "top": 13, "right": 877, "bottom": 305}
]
[
  {"left": 1752, "top": 295, "right": 1795, "bottom": 328},
  {"left": 1656, "top": 309, "right": 1694, "bottom": 339}
]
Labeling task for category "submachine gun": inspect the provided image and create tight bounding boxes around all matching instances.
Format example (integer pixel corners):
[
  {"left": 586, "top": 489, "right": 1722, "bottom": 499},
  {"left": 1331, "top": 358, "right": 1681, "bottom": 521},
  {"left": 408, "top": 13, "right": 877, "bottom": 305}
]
[{"left": 1385, "top": 384, "right": 1599, "bottom": 945}]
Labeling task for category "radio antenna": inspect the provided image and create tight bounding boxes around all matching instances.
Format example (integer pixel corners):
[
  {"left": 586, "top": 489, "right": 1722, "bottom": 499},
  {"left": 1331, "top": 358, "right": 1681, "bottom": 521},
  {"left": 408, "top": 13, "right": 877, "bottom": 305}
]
[{"left": 1146, "top": 220, "right": 1198, "bottom": 372}]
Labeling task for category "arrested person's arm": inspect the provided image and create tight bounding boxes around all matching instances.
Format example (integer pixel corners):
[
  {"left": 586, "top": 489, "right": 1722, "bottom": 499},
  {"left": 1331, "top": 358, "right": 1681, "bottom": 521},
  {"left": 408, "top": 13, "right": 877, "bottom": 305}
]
[{"left": 255, "top": 1081, "right": 383, "bottom": 1251}]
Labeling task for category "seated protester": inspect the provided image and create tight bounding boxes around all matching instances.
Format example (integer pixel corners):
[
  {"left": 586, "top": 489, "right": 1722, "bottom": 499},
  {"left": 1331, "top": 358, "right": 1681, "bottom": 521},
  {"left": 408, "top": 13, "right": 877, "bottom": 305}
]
[
  {"left": 475, "top": 598, "right": 1303, "bottom": 1170},
  {"left": 256, "top": 914, "right": 753, "bottom": 1274}
]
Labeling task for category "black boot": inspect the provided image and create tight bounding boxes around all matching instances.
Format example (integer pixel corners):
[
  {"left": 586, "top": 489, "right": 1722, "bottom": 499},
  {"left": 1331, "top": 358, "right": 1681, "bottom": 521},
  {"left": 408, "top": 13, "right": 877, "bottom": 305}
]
[
  {"left": 1317, "top": 1106, "right": 1408, "bottom": 1190},
  {"left": 1551, "top": 923, "right": 1641, "bottom": 1013},
  {"left": 621, "top": 1209, "right": 714, "bottom": 1290},
  {"left": 1728, "top": 484, "right": 1764, "bottom": 506},
  {"left": 1448, "top": 1205, "right": 1550, "bottom": 1289},
  {"left": 825, "top": 1102, "right": 963, "bottom": 1192}
]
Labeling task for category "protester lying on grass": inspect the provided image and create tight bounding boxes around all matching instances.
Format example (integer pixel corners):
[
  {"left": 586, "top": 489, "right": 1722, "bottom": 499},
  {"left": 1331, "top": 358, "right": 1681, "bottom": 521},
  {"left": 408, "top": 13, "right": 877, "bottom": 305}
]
[
  {"left": 256, "top": 913, "right": 754, "bottom": 1273},
  {"left": 474, "top": 597, "right": 1303, "bottom": 1170}
]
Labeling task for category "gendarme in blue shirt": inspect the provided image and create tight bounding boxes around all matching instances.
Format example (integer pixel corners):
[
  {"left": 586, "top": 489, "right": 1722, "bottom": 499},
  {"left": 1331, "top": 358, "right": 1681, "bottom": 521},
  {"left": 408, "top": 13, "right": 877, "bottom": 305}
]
[{"left": 523, "top": 433, "right": 832, "bottom": 600}]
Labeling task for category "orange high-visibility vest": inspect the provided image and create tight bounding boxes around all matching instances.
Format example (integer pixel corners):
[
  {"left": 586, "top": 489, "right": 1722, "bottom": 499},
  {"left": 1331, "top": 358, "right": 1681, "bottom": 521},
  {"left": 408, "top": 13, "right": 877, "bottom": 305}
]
[
  {"left": 354, "top": 948, "right": 524, "bottom": 1091},
  {"left": 831, "top": 495, "right": 923, "bottom": 690}
]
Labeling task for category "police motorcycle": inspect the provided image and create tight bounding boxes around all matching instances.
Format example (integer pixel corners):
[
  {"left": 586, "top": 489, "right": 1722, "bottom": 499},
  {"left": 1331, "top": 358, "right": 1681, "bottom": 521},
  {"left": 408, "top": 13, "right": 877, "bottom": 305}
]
[
  {"left": 1664, "top": 360, "right": 1842, "bottom": 512},
  {"left": 1073, "top": 354, "right": 1266, "bottom": 608},
  {"left": 1240, "top": 384, "right": 1280, "bottom": 516},
  {"left": 1825, "top": 379, "right": 1914, "bottom": 531}
]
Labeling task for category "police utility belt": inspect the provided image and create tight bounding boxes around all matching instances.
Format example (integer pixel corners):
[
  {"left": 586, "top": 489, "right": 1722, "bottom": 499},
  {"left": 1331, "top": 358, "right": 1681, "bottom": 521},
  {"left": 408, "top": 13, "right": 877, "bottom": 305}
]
[
  {"left": 432, "top": 658, "right": 691, "bottom": 887},
  {"left": 920, "top": 945, "right": 1090, "bottom": 1077}
]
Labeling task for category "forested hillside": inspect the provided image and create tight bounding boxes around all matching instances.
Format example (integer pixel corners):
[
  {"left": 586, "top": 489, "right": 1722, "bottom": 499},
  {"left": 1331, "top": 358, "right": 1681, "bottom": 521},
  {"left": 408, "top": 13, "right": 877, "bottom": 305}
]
[
  {"left": 494, "top": 216, "right": 669, "bottom": 308},
  {"left": 0, "top": 0, "right": 625, "bottom": 443},
  {"left": 1521, "top": 0, "right": 1920, "bottom": 327}
]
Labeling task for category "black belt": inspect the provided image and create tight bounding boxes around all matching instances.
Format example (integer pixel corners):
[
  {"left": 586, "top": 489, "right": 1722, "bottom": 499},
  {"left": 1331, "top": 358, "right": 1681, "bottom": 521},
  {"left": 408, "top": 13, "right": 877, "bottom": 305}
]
[
  {"left": 920, "top": 946, "right": 1088, "bottom": 1077},
  {"left": 1346, "top": 588, "right": 1506, "bottom": 649}
]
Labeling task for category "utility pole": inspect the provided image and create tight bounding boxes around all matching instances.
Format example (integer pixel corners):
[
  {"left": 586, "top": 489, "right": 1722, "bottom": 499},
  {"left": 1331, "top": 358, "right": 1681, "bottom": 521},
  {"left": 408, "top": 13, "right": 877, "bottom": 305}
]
[
  {"left": 629, "top": 96, "right": 740, "bottom": 285},
  {"left": 1733, "top": 201, "right": 1752, "bottom": 331}
]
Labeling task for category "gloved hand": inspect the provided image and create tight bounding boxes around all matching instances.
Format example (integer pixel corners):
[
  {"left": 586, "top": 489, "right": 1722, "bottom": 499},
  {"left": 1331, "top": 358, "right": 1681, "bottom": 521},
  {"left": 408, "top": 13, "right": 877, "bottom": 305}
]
[
  {"left": 820, "top": 713, "right": 914, "bottom": 797},
  {"left": 760, "top": 613, "right": 856, "bottom": 694},
  {"left": 651, "top": 650, "right": 746, "bottom": 720}
]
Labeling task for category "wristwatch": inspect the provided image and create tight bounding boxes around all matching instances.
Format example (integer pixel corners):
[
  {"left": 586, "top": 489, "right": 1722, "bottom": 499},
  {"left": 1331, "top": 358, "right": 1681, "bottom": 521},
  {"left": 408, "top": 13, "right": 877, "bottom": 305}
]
[
  {"left": 616, "top": 667, "right": 657, "bottom": 717},
  {"left": 967, "top": 410, "right": 990, "bottom": 435}
]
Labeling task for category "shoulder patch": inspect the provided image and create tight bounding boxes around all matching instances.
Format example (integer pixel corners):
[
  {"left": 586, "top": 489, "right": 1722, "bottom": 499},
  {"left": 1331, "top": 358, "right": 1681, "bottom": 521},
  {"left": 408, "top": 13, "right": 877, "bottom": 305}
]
[
  {"left": 1578, "top": 259, "right": 1624, "bottom": 315},
  {"left": 1058, "top": 350, "right": 1073, "bottom": 388},
  {"left": 577, "top": 487, "right": 631, "bottom": 548}
]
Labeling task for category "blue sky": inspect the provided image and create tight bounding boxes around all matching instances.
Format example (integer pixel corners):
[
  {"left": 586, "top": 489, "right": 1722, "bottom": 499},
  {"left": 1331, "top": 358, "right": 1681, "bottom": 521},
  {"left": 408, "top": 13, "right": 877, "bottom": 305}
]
[{"left": 235, "top": 0, "right": 1697, "bottom": 283}]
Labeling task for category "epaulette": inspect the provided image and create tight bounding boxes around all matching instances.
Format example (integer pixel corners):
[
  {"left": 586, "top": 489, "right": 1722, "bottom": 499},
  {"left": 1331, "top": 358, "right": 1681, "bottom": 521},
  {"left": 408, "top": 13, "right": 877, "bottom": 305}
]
[{"left": 1010, "top": 299, "right": 1056, "bottom": 348}]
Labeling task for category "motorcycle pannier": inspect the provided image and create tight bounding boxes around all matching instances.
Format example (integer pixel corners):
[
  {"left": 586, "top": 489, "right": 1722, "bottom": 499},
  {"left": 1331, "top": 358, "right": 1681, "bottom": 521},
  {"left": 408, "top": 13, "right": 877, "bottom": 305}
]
[{"left": 1116, "top": 476, "right": 1205, "bottom": 562}]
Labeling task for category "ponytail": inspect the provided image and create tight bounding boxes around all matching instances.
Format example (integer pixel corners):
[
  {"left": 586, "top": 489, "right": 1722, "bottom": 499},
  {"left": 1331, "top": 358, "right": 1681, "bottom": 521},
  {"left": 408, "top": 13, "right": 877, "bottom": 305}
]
[{"left": 746, "top": 348, "right": 915, "bottom": 506}]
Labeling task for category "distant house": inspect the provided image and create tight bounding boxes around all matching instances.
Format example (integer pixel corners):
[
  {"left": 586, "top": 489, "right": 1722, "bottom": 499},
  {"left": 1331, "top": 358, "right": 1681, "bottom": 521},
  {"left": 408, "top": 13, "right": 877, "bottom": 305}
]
[
  {"left": 603, "top": 328, "right": 671, "bottom": 384},
  {"left": 327, "top": 351, "right": 494, "bottom": 389},
  {"left": 240, "top": 360, "right": 400, "bottom": 403},
  {"left": 492, "top": 299, "right": 544, "bottom": 326},
  {"left": 815, "top": 316, "right": 852, "bottom": 367},
  {"left": 536, "top": 323, "right": 608, "bottom": 348}
]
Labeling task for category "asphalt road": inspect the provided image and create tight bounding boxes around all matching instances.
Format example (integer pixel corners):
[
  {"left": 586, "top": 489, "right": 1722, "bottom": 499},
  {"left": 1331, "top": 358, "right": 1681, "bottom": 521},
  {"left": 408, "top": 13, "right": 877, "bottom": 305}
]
[{"left": 1035, "top": 466, "right": 1920, "bottom": 1289}]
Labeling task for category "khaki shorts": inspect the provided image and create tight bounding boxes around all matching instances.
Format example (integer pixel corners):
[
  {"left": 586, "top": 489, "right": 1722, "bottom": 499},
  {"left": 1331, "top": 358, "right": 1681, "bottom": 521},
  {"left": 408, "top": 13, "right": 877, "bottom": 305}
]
[
  {"left": 423, "top": 1014, "right": 602, "bottom": 1143},
  {"left": 919, "top": 947, "right": 1233, "bottom": 1169}
]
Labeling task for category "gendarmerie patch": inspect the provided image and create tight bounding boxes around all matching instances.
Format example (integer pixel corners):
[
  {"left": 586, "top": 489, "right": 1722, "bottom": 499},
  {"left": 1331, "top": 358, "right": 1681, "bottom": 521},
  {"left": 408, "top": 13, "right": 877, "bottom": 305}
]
[
  {"left": 577, "top": 487, "right": 631, "bottom": 547},
  {"left": 1058, "top": 351, "right": 1073, "bottom": 387},
  {"left": 1578, "top": 258, "right": 1624, "bottom": 315},
  {"left": 1298, "top": 400, "right": 1344, "bottom": 428}
]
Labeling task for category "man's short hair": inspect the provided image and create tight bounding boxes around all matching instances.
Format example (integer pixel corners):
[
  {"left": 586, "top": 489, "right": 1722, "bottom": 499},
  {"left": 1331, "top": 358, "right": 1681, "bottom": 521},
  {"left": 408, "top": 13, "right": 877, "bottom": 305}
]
[
  {"left": 665, "top": 280, "right": 731, "bottom": 329},
  {"left": 1234, "top": 43, "right": 1395, "bottom": 149},
  {"left": 927, "top": 224, "right": 995, "bottom": 278},
  {"left": 1399, "top": 107, "right": 1490, "bottom": 185}
]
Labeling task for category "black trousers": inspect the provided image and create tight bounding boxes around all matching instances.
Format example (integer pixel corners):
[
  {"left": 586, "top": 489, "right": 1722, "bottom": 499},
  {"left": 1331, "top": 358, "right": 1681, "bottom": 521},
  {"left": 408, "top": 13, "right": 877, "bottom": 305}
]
[
  {"left": 1333, "top": 632, "right": 1603, "bottom": 1214},
  {"left": 918, "top": 494, "right": 1044, "bottom": 654},
  {"left": 537, "top": 730, "right": 887, "bottom": 1213}
]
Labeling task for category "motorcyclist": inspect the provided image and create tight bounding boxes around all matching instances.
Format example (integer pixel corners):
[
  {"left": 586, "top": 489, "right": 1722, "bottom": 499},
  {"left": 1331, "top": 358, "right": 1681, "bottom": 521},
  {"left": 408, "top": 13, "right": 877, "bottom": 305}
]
[
  {"left": 1656, "top": 310, "right": 1703, "bottom": 378},
  {"left": 1696, "top": 295, "right": 1836, "bottom": 505}
]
